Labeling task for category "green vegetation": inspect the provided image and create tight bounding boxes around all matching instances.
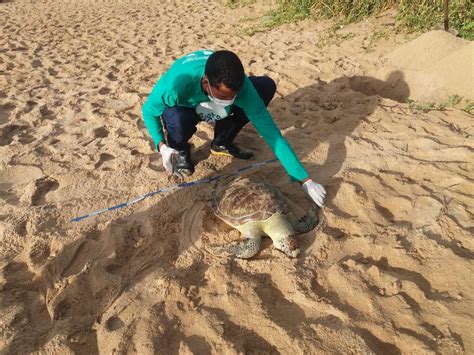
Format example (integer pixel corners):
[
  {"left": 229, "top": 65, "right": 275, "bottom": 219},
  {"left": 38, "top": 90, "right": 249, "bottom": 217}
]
[
  {"left": 270, "top": 0, "right": 393, "bottom": 25},
  {"left": 364, "top": 28, "right": 391, "bottom": 52},
  {"left": 446, "top": 95, "right": 474, "bottom": 114},
  {"left": 233, "top": 0, "right": 473, "bottom": 40},
  {"left": 226, "top": 0, "right": 256, "bottom": 8},
  {"left": 406, "top": 95, "right": 474, "bottom": 114},
  {"left": 396, "top": 0, "right": 473, "bottom": 39},
  {"left": 447, "top": 94, "right": 463, "bottom": 106},
  {"left": 407, "top": 99, "right": 447, "bottom": 112},
  {"left": 316, "top": 28, "right": 356, "bottom": 48},
  {"left": 462, "top": 101, "right": 474, "bottom": 114}
]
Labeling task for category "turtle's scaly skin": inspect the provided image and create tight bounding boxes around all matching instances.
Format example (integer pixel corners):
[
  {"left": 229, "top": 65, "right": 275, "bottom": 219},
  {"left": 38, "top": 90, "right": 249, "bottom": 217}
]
[{"left": 212, "top": 176, "right": 300, "bottom": 258}]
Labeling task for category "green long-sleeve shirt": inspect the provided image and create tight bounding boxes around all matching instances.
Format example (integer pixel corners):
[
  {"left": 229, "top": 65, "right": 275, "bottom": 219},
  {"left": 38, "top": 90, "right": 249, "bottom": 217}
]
[{"left": 142, "top": 50, "right": 309, "bottom": 181}]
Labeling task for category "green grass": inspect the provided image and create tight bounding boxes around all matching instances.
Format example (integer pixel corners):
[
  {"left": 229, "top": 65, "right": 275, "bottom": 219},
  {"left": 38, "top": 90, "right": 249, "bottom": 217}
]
[
  {"left": 226, "top": 0, "right": 256, "bottom": 8},
  {"left": 397, "top": 0, "right": 473, "bottom": 39},
  {"left": 242, "top": 0, "right": 473, "bottom": 40}
]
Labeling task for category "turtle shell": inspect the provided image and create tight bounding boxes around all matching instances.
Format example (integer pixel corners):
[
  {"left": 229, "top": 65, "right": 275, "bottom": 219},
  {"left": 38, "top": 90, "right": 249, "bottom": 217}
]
[{"left": 212, "top": 176, "right": 289, "bottom": 226}]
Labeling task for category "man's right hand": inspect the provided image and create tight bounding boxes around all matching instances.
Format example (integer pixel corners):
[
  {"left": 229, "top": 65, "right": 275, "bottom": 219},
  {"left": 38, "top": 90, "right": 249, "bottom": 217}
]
[{"left": 159, "top": 143, "right": 179, "bottom": 174}]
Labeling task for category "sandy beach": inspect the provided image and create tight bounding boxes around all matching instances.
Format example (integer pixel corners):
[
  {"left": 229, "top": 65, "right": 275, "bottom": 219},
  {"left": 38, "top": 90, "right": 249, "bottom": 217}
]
[{"left": 1, "top": 0, "right": 473, "bottom": 353}]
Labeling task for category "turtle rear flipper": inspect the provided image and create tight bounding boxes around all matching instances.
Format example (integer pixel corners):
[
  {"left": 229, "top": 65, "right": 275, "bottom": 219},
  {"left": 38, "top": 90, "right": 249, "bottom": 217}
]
[{"left": 210, "top": 236, "right": 262, "bottom": 259}]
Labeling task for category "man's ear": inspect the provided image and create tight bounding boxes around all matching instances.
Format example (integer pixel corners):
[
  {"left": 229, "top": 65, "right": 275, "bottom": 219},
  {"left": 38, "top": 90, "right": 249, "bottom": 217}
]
[{"left": 202, "top": 75, "right": 210, "bottom": 94}]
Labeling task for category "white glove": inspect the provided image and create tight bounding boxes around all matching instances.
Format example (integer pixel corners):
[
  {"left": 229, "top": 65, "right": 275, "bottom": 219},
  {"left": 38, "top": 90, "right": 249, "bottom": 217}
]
[
  {"left": 159, "top": 144, "right": 178, "bottom": 174},
  {"left": 301, "top": 179, "right": 326, "bottom": 208}
]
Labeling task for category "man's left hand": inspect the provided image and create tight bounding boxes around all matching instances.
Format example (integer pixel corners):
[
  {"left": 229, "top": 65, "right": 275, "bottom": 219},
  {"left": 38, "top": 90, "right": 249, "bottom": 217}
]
[{"left": 301, "top": 179, "right": 326, "bottom": 208}]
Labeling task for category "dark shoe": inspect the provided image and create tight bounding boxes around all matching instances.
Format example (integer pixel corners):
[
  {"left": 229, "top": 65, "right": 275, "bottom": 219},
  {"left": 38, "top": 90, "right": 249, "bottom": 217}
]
[
  {"left": 172, "top": 150, "right": 194, "bottom": 176},
  {"left": 210, "top": 142, "right": 253, "bottom": 160}
]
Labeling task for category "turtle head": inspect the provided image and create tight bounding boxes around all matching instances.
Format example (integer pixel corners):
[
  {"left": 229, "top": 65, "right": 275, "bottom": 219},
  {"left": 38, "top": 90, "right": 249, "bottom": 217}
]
[{"left": 274, "top": 236, "right": 300, "bottom": 258}]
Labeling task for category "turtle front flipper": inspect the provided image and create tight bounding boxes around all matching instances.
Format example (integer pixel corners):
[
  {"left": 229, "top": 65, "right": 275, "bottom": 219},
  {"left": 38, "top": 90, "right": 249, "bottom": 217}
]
[
  {"left": 213, "top": 236, "right": 262, "bottom": 259},
  {"left": 290, "top": 204, "right": 320, "bottom": 235}
]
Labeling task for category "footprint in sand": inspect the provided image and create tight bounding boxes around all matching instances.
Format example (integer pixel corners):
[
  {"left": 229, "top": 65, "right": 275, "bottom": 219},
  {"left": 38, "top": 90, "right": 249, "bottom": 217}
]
[
  {"left": 93, "top": 127, "right": 109, "bottom": 138},
  {"left": 3, "top": 261, "right": 35, "bottom": 288},
  {"left": 39, "top": 104, "right": 55, "bottom": 119},
  {"left": 98, "top": 87, "right": 111, "bottom": 95},
  {"left": 148, "top": 154, "right": 164, "bottom": 172},
  {"left": 31, "top": 59, "right": 42, "bottom": 68},
  {"left": 334, "top": 56, "right": 361, "bottom": 76},
  {"left": 0, "top": 124, "right": 33, "bottom": 146},
  {"left": 94, "top": 153, "right": 115, "bottom": 169},
  {"left": 31, "top": 177, "right": 59, "bottom": 206},
  {"left": 106, "top": 71, "right": 118, "bottom": 81},
  {"left": 0, "top": 188, "right": 19, "bottom": 204},
  {"left": 28, "top": 240, "right": 51, "bottom": 266},
  {"left": 0, "top": 102, "right": 16, "bottom": 124},
  {"left": 23, "top": 100, "right": 37, "bottom": 114},
  {"left": 105, "top": 316, "right": 125, "bottom": 331},
  {"left": 47, "top": 67, "right": 58, "bottom": 76}
]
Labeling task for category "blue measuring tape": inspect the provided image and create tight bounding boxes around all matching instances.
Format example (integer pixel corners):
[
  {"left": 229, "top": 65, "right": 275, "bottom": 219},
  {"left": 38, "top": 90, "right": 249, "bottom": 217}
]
[{"left": 70, "top": 158, "right": 278, "bottom": 222}]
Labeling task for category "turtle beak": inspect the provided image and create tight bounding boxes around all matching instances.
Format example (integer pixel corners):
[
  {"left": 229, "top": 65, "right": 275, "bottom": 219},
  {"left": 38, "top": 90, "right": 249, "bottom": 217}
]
[
  {"left": 289, "top": 248, "right": 300, "bottom": 258},
  {"left": 287, "top": 238, "right": 300, "bottom": 257},
  {"left": 275, "top": 237, "right": 300, "bottom": 257}
]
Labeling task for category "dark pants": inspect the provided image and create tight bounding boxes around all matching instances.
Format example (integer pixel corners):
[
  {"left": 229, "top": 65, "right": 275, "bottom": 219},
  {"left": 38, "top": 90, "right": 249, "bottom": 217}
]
[{"left": 162, "top": 76, "right": 277, "bottom": 151}]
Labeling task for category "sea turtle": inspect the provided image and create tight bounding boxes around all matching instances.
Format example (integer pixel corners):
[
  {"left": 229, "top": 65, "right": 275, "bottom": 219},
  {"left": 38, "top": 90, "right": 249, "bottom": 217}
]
[{"left": 212, "top": 176, "right": 319, "bottom": 258}]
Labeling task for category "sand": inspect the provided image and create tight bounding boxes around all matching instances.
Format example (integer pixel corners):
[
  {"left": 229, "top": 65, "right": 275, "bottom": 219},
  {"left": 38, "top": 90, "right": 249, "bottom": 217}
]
[
  {"left": 1, "top": 0, "right": 473, "bottom": 354},
  {"left": 380, "top": 30, "right": 474, "bottom": 102}
]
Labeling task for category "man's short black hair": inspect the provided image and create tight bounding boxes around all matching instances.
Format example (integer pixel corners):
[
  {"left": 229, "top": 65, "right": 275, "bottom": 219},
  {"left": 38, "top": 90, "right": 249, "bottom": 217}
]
[{"left": 205, "top": 50, "right": 245, "bottom": 92}]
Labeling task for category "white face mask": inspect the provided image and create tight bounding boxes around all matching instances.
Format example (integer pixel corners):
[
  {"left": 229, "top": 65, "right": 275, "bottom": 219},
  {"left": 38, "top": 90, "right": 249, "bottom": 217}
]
[{"left": 206, "top": 79, "right": 236, "bottom": 106}]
